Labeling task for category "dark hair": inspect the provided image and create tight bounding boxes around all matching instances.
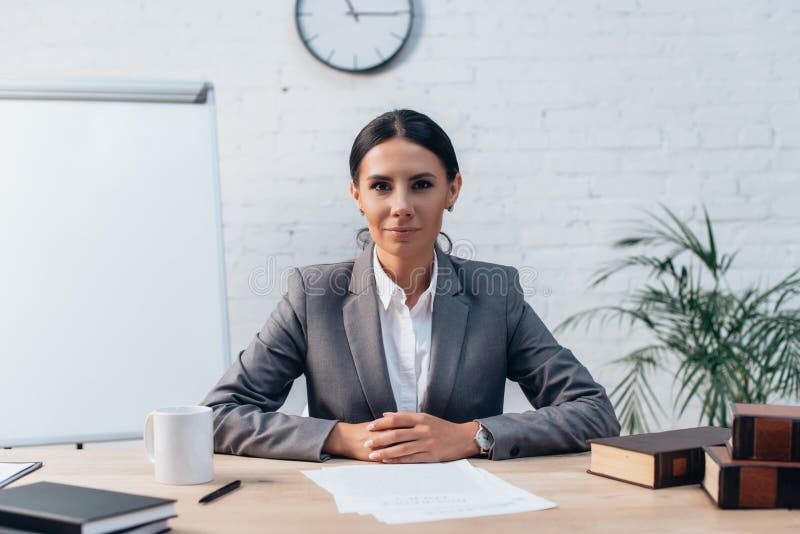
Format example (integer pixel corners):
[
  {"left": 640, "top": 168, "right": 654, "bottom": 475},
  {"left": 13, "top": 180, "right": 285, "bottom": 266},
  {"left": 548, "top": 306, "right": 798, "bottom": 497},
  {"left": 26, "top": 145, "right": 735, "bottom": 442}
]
[
  {"left": 349, "top": 109, "right": 460, "bottom": 185},
  {"left": 350, "top": 109, "right": 458, "bottom": 253}
]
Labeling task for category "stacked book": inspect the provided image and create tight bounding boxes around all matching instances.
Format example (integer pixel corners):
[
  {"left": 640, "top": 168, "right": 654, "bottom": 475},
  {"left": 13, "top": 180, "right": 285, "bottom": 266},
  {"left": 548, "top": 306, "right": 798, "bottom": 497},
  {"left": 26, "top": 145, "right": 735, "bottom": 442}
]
[
  {"left": 587, "top": 426, "right": 730, "bottom": 489},
  {"left": 702, "top": 403, "right": 800, "bottom": 509},
  {"left": 0, "top": 482, "right": 176, "bottom": 533},
  {"left": 585, "top": 403, "right": 800, "bottom": 510}
]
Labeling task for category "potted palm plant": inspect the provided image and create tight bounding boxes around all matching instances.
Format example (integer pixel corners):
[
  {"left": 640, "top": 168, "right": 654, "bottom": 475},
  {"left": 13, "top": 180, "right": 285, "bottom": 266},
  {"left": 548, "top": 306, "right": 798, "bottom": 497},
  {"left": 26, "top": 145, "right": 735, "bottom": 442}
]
[{"left": 556, "top": 205, "right": 800, "bottom": 434}]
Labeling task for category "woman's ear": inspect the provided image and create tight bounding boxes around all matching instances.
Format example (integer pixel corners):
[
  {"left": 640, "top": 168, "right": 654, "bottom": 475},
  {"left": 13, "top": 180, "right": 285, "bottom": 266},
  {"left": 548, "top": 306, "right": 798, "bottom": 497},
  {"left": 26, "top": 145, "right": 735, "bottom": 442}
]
[
  {"left": 349, "top": 180, "right": 360, "bottom": 206},
  {"left": 448, "top": 173, "right": 463, "bottom": 207}
]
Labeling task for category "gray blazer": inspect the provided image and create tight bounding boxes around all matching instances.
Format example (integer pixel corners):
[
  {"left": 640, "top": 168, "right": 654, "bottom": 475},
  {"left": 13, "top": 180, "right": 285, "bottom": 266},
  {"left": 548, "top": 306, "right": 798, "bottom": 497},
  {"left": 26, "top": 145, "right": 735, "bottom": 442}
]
[{"left": 203, "top": 242, "right": 620, "bottom": 462}]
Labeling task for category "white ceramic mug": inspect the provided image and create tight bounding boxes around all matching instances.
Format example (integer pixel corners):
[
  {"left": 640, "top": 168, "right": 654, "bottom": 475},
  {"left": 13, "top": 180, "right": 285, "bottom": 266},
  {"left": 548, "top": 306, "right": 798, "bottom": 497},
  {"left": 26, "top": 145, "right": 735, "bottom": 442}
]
[{"left": 144, "top": 406, "right": 214, "bottom": 485}]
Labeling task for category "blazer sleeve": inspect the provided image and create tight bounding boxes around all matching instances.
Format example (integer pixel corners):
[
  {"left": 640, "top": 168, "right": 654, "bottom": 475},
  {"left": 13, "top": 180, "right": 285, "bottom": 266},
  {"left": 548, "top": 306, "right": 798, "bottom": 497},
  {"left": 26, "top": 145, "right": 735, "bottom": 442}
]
[
  {"left": 201, "top": 268, "right": 338, "bottom": 462},
  {"left": 476, "top": 267, "right": 621, "bottom": 460}
]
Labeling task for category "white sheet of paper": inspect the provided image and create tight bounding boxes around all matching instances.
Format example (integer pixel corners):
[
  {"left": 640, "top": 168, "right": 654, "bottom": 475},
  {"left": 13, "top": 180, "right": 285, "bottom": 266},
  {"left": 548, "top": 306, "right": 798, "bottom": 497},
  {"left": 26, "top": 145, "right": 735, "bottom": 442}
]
[
  {"left": 304, "top": 460, "right": 489, "bottom": 513},
  {"left": 0, "top": 462, "right": 40, "bottom": 488},
  {"left": 371, "top": 467, "right": 555, "bottom": 523},
  {"left": 301, "top": 460, "right": 556, "bottom": 523}
]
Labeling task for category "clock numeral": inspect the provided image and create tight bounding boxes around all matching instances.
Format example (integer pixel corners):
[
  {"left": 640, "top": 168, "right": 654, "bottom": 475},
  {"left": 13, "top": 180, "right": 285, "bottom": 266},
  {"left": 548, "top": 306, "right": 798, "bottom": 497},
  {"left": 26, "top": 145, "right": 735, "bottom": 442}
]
[
  {"left": 353, "top": 54, "right": 358, "bottom": 70},
  {"left": 374, "top": 48, "right": 384, "bottom": 61},
  {"left": 390, "top": 31, "right": 404, "bottom": 41},
  {"left": 326, "top": 49, "right": 335, "bottom": 62},
  {"left": 297, "top": 11, "right": 312, "bottom": 17},
  {"left": 304, "top": 33, "right": 319, "bottom": 44}
]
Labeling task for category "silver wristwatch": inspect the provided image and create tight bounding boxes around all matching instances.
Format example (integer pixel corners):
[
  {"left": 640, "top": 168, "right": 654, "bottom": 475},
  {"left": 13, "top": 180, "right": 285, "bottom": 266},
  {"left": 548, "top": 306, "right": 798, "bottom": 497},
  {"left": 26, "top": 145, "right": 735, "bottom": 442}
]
[{"left": 474, "top": 423, "right": 494, "bottom": 455}]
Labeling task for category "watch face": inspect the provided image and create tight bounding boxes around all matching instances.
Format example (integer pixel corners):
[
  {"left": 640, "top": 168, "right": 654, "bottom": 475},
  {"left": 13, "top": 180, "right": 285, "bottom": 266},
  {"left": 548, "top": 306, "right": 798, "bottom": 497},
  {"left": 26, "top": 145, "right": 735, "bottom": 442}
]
[
  {"left": 475, "top": 426, "right": 493, "bottom": 450},
  {"left": 295, "top": 0, "right": 413, "bottom": 73}
]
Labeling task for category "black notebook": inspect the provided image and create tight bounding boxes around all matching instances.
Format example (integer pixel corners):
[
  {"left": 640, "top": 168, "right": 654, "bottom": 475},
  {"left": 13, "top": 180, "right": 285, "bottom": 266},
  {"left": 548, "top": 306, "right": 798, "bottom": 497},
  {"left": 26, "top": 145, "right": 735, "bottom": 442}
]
[{"left": 0, "top": 482, "right": 176, "bottom": 534}]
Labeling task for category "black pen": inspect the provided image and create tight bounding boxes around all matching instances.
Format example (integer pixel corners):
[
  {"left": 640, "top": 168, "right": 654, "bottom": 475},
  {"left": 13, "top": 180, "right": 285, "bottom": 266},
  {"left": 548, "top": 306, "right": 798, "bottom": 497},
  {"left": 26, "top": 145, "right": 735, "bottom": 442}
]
[{"left": 198, "top": 480, "right": 241, "bottom": 504}]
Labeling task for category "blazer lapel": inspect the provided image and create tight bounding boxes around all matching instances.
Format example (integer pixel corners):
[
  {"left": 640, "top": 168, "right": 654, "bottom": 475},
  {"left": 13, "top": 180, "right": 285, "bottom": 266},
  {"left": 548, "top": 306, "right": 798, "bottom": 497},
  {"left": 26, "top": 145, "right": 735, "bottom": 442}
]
[
  {"left": 342, "top": 241, "right": 397, "bottom": 419},
  {"left": 420, "top": 246, "right": 470, "bottom": 418}
]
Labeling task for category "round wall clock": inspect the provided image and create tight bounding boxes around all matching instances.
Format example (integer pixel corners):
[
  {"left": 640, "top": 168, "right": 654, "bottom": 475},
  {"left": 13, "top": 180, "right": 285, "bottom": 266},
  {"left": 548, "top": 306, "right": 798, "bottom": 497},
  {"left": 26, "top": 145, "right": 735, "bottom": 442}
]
[{"left": 295, "top": 0, "right": 414, "bottom": 73}]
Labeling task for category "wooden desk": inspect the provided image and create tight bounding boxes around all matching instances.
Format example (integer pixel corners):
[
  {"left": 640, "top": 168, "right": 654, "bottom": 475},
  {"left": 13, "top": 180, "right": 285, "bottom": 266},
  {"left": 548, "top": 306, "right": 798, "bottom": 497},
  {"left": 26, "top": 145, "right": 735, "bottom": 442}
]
[{"left": 2, "top": 447, "right": 798, "bottom": 533}]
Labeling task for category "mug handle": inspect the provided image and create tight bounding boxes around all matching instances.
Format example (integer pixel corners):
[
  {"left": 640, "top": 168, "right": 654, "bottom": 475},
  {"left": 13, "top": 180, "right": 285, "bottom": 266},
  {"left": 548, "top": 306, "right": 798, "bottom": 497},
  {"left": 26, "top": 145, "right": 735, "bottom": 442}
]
[{"left": 144, "top": 412, "right": 155, "bottom": 463}]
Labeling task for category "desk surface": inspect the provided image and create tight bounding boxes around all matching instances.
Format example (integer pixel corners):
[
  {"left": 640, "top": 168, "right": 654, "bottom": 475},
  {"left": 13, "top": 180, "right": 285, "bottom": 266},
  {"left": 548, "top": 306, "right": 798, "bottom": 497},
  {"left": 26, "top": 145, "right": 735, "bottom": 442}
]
[{"left": 2, "top": 446, "right": 798, "bottom": 533}]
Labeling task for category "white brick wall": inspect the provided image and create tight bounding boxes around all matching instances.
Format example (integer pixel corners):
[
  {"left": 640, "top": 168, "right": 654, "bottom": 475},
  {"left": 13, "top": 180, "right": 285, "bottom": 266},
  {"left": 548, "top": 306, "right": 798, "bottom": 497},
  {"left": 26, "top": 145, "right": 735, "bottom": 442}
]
[{"left": 3, "top": 0, "right": 798, "bottom": 428}]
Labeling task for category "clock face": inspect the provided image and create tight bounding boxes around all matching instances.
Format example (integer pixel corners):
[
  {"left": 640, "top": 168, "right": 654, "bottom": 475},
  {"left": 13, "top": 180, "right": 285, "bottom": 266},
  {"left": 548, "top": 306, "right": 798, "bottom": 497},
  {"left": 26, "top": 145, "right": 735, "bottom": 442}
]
[{"left": 295, "top": 0, "right": 413, "bottom": 73}]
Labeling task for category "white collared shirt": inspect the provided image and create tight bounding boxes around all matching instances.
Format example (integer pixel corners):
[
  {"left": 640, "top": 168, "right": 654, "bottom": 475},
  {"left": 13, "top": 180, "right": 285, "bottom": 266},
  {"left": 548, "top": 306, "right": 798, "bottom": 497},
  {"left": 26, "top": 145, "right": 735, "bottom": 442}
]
[{"left": 372, "top": 245, "right": 437, "bottom": 413}]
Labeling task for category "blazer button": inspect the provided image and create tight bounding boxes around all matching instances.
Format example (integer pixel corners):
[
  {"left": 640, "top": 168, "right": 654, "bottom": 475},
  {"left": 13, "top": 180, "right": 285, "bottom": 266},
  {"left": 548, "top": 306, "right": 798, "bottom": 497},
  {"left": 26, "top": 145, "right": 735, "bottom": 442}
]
[{"left": 510, "top": 446, "right": 520, "bottom": 457}]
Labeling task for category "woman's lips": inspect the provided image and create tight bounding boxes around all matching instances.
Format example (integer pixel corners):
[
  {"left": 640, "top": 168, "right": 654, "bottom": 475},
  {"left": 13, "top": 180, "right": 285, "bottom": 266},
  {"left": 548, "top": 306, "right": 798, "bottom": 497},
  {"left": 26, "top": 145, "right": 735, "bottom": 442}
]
[{"left": 386, "top": 228, "right": 419, "bottom": 240}]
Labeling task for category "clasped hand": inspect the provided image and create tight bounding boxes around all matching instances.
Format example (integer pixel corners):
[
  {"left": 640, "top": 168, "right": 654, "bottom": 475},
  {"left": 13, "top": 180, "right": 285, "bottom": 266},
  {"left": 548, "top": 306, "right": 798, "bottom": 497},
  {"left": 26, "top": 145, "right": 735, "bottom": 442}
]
[{"left": 323, "top": 412, "right": 480, "bottom": 463}]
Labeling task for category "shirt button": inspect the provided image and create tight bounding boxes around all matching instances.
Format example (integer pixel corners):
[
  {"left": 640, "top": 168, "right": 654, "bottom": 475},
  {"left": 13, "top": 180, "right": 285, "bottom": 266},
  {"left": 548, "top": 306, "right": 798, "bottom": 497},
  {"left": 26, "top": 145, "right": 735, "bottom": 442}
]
[{"left": 510, "top": 446, "right": 520, "bottom": 457}]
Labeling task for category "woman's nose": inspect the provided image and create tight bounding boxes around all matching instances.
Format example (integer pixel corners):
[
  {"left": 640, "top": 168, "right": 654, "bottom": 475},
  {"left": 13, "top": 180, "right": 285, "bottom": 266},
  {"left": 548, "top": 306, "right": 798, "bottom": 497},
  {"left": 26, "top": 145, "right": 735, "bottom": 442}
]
[{"left": 390, "top": 190, "right": 413, "bottom": 217}]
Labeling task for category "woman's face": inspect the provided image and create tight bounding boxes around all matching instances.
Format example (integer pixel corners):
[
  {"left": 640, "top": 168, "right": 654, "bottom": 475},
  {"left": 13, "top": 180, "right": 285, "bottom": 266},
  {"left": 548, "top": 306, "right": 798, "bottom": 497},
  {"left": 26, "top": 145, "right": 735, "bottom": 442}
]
[{"left": 350, "top": 137, "right": 461, "bottom": 260}]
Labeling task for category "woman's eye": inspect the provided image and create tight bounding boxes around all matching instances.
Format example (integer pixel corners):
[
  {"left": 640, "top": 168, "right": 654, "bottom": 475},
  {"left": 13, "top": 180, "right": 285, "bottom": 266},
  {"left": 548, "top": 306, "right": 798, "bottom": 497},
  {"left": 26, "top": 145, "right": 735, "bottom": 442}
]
[{"left": 369, "top": 181, "right": 431, "bottom": 191}]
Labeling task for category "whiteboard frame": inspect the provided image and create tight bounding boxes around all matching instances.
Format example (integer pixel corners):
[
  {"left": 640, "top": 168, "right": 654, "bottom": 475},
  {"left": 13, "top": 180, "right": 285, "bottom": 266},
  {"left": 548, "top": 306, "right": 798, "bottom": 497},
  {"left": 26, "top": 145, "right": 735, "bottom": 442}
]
[{"left": 0, "top": 78, "right": 230, "bottom": 447}]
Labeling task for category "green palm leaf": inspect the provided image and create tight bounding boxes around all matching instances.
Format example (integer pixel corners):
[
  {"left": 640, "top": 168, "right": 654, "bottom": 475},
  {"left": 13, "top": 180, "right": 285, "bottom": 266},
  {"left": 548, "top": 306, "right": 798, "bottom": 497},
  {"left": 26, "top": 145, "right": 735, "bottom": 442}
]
[{"left": 556, "top": 204, "right": 800, "bottom": 433}]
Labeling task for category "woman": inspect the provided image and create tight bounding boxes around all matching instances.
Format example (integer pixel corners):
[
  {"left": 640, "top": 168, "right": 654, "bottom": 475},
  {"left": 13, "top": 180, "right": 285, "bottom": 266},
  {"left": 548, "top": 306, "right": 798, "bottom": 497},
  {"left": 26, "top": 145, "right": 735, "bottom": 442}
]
[{"left": 203, "top": 109, "right": 620, "bottom": 463}]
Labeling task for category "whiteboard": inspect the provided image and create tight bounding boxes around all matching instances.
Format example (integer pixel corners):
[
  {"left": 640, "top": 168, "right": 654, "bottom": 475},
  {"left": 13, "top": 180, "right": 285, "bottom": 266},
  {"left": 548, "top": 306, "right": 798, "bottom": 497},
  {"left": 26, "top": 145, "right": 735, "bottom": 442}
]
[{"left": 0, "top": 79, "right": 229, "bottom": 446}]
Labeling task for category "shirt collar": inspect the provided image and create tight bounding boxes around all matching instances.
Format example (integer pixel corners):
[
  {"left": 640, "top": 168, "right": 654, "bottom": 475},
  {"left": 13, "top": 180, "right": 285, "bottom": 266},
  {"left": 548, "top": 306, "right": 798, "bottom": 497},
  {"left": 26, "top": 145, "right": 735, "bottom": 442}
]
[{"left": 373, "top": 245, "right": 437, "bottom": 312}]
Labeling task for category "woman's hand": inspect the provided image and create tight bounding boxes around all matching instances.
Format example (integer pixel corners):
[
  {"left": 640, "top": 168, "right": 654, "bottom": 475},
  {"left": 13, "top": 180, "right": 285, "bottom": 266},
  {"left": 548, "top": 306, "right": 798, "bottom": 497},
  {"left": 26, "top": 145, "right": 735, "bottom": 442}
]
[
  {"left": 322, "top": 421, "right": 377, "bottom": 461},
  {"left": 363, "top": 412, "right": 481, "bottom": 463}
]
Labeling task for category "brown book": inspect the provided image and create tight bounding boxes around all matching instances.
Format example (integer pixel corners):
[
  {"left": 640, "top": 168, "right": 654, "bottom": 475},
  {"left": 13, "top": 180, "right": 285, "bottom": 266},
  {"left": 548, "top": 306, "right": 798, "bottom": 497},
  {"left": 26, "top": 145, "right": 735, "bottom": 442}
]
[
  {"left": 587, "top": 426, "right": 730, "bottom": 489},
  {"left": 731, "top": 403, "right": 800, "bottom": 461},
  {"left": 703, "top": 445, "right": 800, "bottom": 509}
]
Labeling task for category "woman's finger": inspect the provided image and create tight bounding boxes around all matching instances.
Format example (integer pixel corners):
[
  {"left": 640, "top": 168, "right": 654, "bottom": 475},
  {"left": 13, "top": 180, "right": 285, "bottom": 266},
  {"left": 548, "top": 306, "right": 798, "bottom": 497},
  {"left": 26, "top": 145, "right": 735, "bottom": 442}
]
[
  {"left": 368, "top": 411, "right": 418, "bottom": 431},
  {"left": 364, "top": 428, "right": 418, "bottom": 449},
  {"left": 368, "top": 439, "right": 425, "bottom": 461},
  {"left": 382, "top": 452, "right": 433, "bottom": 464}
]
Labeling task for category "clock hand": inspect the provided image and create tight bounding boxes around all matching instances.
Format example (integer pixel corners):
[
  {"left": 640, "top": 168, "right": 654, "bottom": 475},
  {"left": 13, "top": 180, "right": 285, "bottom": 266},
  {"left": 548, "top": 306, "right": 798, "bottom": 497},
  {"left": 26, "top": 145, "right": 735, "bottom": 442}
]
[
  {"left": 344, "top": 0, "right": 359, "bottom": 22},
  {"left": 345, "top": 11, "right": 409, "bottom": 16}
]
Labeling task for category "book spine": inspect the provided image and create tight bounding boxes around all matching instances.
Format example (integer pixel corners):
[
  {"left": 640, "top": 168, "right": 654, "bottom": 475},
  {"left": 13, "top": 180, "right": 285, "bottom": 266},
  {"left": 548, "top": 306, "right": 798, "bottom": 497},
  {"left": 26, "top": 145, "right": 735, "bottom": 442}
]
[
  {"left": 0, "top": 510, "right": 79, "bottom": 534},
  {"left": 718, "top": 464, "right": 800, "bottom": 509},
  {"left": 654, "top": 448, "right": 705, "bottom": 488},
  {"left": 732, "top": 415, "right": 800, "bottom": 461}
]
